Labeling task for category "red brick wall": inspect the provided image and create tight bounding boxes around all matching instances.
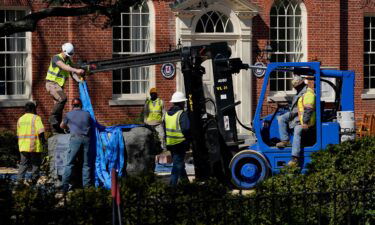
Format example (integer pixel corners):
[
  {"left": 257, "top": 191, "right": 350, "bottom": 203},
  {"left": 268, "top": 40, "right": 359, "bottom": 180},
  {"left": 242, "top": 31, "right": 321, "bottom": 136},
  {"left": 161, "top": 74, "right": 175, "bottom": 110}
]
[
  {"left": 252, "top": 0, "right": 375, "bottom": 123},
  {"left": 0, "top": 0, "right": 177, "bottom": 131},
  {"left": 1, "top": 0, "right": 375, "bottom": 132}
]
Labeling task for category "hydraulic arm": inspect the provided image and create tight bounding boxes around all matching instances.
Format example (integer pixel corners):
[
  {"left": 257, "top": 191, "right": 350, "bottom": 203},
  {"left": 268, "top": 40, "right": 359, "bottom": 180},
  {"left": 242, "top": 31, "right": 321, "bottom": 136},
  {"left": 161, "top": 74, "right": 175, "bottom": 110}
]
[{"left": 79, "top": 42, "right": 251, "bottom": 181}]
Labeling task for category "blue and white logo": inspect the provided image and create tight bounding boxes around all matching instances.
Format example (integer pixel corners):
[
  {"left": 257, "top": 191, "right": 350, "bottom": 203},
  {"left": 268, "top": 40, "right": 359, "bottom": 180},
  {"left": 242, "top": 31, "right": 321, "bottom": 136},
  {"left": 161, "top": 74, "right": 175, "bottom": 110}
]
[
  {"left": 253, "top": 62, "right": 266, "bottom": 78},
  {"left": 161, "top": 63, "right": 175, "bottom": 79}
]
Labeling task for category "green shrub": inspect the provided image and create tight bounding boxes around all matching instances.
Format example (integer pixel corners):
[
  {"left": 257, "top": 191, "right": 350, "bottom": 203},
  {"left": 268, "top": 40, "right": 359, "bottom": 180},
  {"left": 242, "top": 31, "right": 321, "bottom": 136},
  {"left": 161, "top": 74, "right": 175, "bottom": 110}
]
[
  {"left": 0, "top": 129, "right": 19, "bottom": 168},
  {"left": 255, "top": 137, "right": 375, "bottom": 224},
  {"left": 0, "top": 138, "right": 374, "bottom": 224}
]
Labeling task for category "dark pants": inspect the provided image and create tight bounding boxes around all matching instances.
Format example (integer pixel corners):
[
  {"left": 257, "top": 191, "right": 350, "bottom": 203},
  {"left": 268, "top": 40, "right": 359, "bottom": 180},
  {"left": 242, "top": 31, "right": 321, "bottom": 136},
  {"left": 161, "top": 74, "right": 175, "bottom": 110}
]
[
  {"left": 17, "top": 152, "right": 42, "bottom": 182},
  {"left": 62, "top": 134, "right": 91, "bottom": 191},
  {"left": 168, "top": 142, "right": 189, "bottom": 187}
]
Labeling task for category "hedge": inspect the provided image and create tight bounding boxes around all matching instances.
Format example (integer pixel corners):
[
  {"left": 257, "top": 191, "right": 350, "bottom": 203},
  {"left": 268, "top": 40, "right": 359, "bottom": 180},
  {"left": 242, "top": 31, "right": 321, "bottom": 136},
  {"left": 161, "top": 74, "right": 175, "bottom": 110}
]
[{"left": 0, "top": 137, "right": 374, "bottom": 224}]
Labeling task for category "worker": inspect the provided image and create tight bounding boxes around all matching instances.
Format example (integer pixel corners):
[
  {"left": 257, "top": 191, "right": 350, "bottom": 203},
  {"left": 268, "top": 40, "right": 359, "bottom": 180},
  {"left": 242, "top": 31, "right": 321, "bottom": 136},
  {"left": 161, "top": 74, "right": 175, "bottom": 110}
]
[
  {"left": 144, "top": 87, "right": 166, "bottom": 150},
  {"left": 165, "top": 91, "right": 190, "bottom": 186},
  {"left": 16, "top": 102, "right": 46, "bottom": 184},
  {"left": 60, "top": 98, "right": 92, "bottom": 192},
  {"left": 45, "top": 42, "right": 85, "bottom": 134},
  {"left": 276, "top": 76, "right": 316, "bottom": 167}
]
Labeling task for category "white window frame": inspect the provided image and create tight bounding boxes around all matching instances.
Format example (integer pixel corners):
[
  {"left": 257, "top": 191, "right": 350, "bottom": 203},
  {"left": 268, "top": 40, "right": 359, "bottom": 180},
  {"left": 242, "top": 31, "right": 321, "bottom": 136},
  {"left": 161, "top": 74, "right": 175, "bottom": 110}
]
[
  {"left": 0, "top": 7, "right": 32, "bottom": 103},
  {"left": 269, "top": 0, "right": 307, "bottom": 99},
  {"left": 364, "top": 16, "right": 375, "bottom": 94},
  {"left": 195, "top": 11, "right": 234, "bottom": 33},
  {"left": 111, "top": 1, "right": 155, "bottom": 104}
]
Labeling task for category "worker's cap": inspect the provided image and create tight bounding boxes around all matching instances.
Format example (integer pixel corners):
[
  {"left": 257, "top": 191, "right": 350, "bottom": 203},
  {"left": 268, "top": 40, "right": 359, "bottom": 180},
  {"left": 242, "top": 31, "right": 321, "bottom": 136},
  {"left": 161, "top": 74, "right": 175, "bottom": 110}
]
[
  {"left": 291, "top": 76, "right": 305, "bottom": 88},
  {"left": 71, "top": 98, "right": 82, "bottom": 107},
  {"left": 170, "top": 91, "right": 187, "bottom": 103},
  {"left": 150, "top": 87, "right": 157, "bottom": 94}
]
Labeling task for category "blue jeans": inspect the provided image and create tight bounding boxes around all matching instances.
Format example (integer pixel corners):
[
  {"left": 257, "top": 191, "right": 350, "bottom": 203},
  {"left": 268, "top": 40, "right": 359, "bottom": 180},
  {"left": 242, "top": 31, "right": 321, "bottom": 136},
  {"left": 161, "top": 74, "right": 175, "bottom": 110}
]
[
  {"left": 278, "top": 112, "right": 303, "bottom": 157},
  {"left": 62, "top": 134, "right": 91, "bottom": 190},
  {"left": 168, "top": 142, "right": 189, "bottom": 186}
]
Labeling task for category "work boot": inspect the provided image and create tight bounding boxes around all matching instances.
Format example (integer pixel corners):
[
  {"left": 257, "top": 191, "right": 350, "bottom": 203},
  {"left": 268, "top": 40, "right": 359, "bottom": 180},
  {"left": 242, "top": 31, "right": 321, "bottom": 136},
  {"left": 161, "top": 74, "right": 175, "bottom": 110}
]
[
  {"left": 287, "top": 156, "right": 300, "bottom": 167},
  {"left": 276, "top": 140, "right": 290, "bottom": 148}
]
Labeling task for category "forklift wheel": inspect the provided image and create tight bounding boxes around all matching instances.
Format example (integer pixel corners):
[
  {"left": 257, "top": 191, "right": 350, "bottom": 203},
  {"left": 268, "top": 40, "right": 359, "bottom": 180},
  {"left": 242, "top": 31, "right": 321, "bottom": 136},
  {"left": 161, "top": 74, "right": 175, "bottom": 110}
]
[{"left": 229, "top": 150, "right": 270, "bottom": 189}]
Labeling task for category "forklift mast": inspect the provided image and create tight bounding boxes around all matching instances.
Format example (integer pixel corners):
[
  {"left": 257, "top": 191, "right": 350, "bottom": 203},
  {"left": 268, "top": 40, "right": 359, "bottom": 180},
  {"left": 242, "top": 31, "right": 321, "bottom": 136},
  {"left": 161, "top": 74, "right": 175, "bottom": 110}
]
[{"left": 79, "top": 42, "right": 250, "bottom": 180}]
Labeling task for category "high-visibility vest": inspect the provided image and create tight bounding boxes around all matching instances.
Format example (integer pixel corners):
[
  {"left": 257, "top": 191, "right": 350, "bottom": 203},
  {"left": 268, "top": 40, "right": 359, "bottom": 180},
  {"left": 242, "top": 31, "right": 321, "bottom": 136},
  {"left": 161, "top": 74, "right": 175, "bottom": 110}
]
[
  {"left": 45, "top": 53, "right": 72, "bottom": 87},
  {"left": 165, "top": 110, "right": 185, "bottom": 146},
  {"left": 146, "top": 98, "right": 163, "bottom": 123},
  {"left": 297, "top": 87, "right": 316, "bottom": 126},
  {"left": 17, "top": 113, "right": 45, "bottom": 153}
]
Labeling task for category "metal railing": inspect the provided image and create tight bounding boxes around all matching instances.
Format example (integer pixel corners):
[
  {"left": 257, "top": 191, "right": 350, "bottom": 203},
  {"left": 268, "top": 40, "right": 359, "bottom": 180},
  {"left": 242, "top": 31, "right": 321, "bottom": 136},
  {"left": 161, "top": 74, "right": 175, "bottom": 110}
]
[{"left": 1, "top": 179, "right": 374, "bottom": 225}]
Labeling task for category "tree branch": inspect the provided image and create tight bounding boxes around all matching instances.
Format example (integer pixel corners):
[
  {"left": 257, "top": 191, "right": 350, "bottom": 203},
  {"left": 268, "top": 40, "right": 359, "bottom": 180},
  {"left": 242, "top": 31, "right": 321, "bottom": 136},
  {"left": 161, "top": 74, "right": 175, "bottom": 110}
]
[{"left": 0, "top": 0, "right": 141, "bottom": 36}]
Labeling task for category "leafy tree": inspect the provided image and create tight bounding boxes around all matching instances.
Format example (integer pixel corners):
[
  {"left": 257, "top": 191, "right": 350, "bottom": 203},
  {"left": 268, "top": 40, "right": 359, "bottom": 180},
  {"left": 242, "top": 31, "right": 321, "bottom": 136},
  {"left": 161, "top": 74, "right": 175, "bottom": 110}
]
[{"left": 0, "top": 0, "right": 143, "bottom": 36}]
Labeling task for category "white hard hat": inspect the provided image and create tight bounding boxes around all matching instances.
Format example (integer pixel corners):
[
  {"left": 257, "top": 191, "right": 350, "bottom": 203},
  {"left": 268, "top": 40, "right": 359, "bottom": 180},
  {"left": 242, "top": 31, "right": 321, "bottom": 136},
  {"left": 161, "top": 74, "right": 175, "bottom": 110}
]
[
  {"left": 62, "top": 42, "right": 74, "bottom": 57},
  {"left": 170, "top": 91, "right": 187, "bottom": 103}
]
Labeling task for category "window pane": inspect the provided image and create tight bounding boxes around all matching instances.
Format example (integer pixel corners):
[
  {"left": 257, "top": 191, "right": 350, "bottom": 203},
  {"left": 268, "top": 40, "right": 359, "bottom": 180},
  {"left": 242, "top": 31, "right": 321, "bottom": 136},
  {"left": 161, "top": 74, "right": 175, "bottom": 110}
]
[
  {"left": 112, "top": 3, "right": 150, "bottom": 95},
  {"left": 141, "top": 14, "right": 149, "bottom": 26},
  {"left": 7, "top": 82, "right": 15, "bottom": 95},
  {"left": 122, "top": 68, "right": 130, "bottom": 80},
  {"left": 122, "top": 81, "right": 130, "bottom": 93},
  {"left": 113, "top": 82, "right": 121, "bottom": 94},
  {"left": 0, "top": 39, "right": 5, "bottom": 51},
  {"left": 0, "top": 82, "right": 5, "bottom": 95},
  {"left": 113, "top": 69, "right": 121, "bottom": 80},
  {"left": 0, "top": 68, "right": 5, "bottom": 80},
  {"left": 123, "top": 40, "right": 130, "bottom": 52},
  {"left": 370, "top": 54, "right": 375, "bottom": 64},
  {"left": 113, "top": 40, "right": 121, "bottom": 52},
  {"left": 122, "top": 14, "right": 130, "bottom": 26},
  {"left": 279, "top": 17, "right": 286, "bottom": 27},
  {"left": 365, "top": 40, "right": 370, "bottom": 52},
  {"left": 113, "top": 27, "right": 121, "bottom": 39},
  {"left": 269, "top": 1, "right": 304, "bottom": 91},
  {"left": 365, "top": 29, "right": 370, "bottom": 40},
  {"left": 270, "top": 16, "right": 277, "bottom": 27},
  {"left": 123, "top": 27, "right": 130, "bottom": 39}
]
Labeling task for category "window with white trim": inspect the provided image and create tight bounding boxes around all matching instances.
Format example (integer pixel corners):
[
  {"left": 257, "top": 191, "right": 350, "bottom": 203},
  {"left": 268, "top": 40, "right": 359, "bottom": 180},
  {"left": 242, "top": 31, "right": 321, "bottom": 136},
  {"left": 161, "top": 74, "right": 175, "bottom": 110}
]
[
  {"left": 0, "top": 10, "right": 30, "bottom": 99},
  {"left": 195, "top": 11, "right": 233, "bottom": 33},
  {"left": 269, "top": 0, "right": 305, "bottom": 92},
  {"left": 112, "top": 2, "right": 151, "bottom": 97},
  {"left": 364, "top": 16, "right": 375, "bottom": 90}
]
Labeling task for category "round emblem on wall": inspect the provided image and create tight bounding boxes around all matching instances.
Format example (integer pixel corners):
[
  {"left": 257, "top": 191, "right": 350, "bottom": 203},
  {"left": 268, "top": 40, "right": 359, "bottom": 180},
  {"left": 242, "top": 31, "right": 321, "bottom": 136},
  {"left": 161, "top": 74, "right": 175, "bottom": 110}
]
[
  {"left": 253, "top": 62, "right": 266, "bottom": 78},
  {"left": 161, "top": 63, "right": 175, "bottom": 79}
]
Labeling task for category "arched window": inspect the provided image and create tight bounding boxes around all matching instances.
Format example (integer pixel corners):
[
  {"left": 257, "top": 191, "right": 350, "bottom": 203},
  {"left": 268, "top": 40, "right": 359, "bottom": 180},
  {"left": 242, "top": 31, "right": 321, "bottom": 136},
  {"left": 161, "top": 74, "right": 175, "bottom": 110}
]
[
  {"left": 195, "top": 11, "right": 233, "bottom": 33},
  {"left": 269, "top": 0, "right": 305, "bottom": 92},
  {"left": 112, "top": 2, "right": 151, "bottom": 96}
]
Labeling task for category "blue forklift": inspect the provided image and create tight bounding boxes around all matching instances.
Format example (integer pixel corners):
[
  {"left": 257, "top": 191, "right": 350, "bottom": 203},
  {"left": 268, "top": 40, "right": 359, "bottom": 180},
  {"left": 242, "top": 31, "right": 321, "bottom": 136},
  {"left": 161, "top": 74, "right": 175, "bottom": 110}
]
[
  {"left": 79, "top": 42, "right": 355, "bottom": 189},
  {"left": 229, "top": 62, "right": 355, "bottom": 189}
]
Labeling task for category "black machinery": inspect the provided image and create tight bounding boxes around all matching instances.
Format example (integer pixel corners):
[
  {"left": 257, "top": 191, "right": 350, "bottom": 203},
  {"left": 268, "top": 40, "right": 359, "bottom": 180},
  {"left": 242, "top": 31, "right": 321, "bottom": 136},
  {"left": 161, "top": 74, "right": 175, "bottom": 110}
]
[{"left": 79, "top": 42, "right": 251, "bottom": 182}]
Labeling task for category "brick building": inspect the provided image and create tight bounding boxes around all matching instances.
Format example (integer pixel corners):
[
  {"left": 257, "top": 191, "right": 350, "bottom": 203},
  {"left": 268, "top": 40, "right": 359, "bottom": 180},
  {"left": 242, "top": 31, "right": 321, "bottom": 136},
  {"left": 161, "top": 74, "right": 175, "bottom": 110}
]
[{"left": 1, "top": 0, "right": 375, "bottom": 137}]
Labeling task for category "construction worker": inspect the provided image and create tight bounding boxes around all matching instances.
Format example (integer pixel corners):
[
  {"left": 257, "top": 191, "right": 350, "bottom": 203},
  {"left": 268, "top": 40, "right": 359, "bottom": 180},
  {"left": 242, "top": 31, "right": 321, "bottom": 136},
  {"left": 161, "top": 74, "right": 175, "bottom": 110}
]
[
  {"left": 16, "top": 102, "right": 46, "bottom": 184},
  {"left": 45, "top": 42, "right": 85, "bottom": 134},
  {"left": 144, "top": 87, "right": 166, "bottom": 150},
  {"left": 164, "top": 91, "right": 190, "bottom": 186},
  {"left": 276, "top": 76, "right": 316, "bottom": 166},
  {"left": 60, "top": 98, "right": 92, "bottom": 192}
]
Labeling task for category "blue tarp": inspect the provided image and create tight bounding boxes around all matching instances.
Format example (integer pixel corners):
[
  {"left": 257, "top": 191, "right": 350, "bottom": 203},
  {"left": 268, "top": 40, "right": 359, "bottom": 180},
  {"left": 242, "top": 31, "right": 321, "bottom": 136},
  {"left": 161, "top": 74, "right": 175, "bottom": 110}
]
[{"left": 79, "top": 82, "right": 140, "bottom": 189}]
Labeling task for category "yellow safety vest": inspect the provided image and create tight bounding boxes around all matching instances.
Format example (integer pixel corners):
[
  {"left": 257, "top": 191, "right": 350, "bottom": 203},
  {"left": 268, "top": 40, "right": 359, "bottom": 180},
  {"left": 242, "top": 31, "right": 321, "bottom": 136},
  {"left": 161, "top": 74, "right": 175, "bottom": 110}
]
[
  {"left": 146, "top": 98, "right": 163, "bottom": 123},
  {"left": 17, "top": 113, "right": 45, "bottom": 153},
  {"left": 165, "top": 110, "right": 185, "bottom": 146},
  {"left": 297, "top": 87, "right": 316, "bottom": 126},
  {"left": 45, "top": 53, "right": 72, "bottom": 87}
]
